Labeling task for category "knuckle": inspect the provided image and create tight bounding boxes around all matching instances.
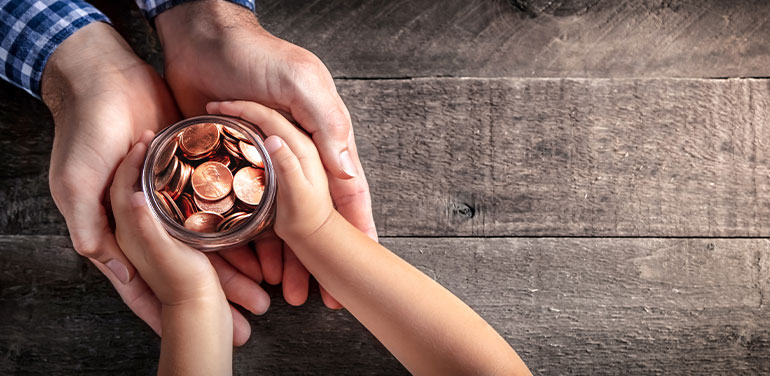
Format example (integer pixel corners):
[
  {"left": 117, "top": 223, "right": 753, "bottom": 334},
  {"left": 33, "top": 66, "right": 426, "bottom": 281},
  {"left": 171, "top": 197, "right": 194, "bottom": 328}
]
[
  {"left": 276, "top": 153, "right": 302, "bottom": 175},
  {"left": 70, "top": 233, "right": 103, "bottom": 258},
  {"left": 323, "top": 107, "right": 351, "bottom": 139},
  {"left": 49, "top": 167, "right": 79, "bottom": 197},
  {"left": 290, "top": 49, "right": 325, "bottom": 77}
]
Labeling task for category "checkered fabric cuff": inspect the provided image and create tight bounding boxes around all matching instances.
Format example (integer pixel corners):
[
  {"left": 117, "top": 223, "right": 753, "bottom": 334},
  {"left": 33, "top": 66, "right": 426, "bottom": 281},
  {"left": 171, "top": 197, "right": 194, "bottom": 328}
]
[
  {"left": 0, "top": 0, "right": 110, "bottom": 99},
  {"left": 135, "top": 0, "right": 255, "bottom": 19}
]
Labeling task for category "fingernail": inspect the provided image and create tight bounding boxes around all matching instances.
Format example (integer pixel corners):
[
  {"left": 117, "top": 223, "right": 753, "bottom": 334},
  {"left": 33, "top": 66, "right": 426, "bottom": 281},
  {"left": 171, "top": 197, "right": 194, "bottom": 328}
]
[
  {"left": 339, "top": 150, "right": 357, "bottom": 177},
  {"left": 264, "top": 136, "right": 283, "bottom": 154},
  {"left": 130, "top": 191, "right": 147, "bottom": 208},
  {"left": 106, "top": 259, "right": 130, "bottom": 284}
]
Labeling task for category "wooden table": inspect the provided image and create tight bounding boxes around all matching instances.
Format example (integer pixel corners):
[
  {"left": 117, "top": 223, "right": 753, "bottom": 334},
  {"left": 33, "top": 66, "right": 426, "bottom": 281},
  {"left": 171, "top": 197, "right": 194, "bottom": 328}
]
[{"left": 4, "top": 0, "right": 770, "bottom": 374}]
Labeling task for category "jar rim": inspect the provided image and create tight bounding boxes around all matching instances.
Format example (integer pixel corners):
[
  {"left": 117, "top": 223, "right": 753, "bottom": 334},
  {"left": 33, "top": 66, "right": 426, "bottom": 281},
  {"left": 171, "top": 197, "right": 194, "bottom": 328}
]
[{"left": 141, "top": 115, "right": 276, "bottom": 251}]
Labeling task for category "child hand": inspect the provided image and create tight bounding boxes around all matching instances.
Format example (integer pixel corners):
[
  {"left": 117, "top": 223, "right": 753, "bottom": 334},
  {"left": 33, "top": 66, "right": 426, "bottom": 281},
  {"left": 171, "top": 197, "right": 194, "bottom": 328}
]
[
  {"left": 207, "top": 101, "right": 337, "bottom": 243},
  {"left": 109, "top": 133, "right": 225, "bottom": 306}
]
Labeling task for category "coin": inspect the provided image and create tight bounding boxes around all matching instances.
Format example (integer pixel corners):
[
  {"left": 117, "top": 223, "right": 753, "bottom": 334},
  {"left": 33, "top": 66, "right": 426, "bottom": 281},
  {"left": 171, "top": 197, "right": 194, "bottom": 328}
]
[
  {"left": 153, "top": 121, "right": 269, "bottom": 234},
  {"left": 192, "top": 161, "right": 233, "bottom": 200},
  {"left": 184, "top": 211, "right": 224, "bottom": 233},
  {"left": 179, "top": 123, "right": 220, "bottom": 158},
  {"left": 223, "top": 138, "right": 242, "bottom": 160},
  {"left": 210, "top": 153, "right": 234, "bottom": 170},
  {"left": 225, "top": 212, "right": 252, "bottom": 230},
  {"left": 167, "top": 159, "right": 192, "bottom": 199},
  {"left": 160, "top": 191, "right": 185, "bottom": 224},
  {"left": 154, "top": 155, "right": 178, "bottom": 190},
  {"left": 194, "top": 191, "right": 235, "bottom": 214},
  {"left": 239, "top": 141, "right": 264, "bottom": 168},
  {"left": 232, "top": 166, "right": 265, "bottom": 206},
  {"left": 154, "top": 191, "right": 175, "bottom": 220},
  {"left": 223, "top": 126, "right": 249, "bottom": 142},
  {"left": 217, "top": 211, "right": 252, "bottom": 232},
  {"left": 177, "top": 193, "right": 197, "bottom": 219},
  {"left": 154, "top": 137, "right": 178, "bottom": 172}
]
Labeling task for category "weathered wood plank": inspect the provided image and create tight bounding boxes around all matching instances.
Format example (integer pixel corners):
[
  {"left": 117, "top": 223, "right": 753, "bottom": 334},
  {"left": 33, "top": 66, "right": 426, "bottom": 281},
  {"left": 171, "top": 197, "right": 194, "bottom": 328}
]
[
  {"left": 2, "top": 235, "right": 770, "bottom": 374},
  {"left": 6, "top": 78, "right": 770, "bottom": 237},
  {"left": 250, "top": 0, "right": 770, "bottom": 78},
  {"left": 352, "top": 77, "right": 770, "bottom": 236},
  {"left": 87, "top": 0, "right": 770, "bottom": 79}
]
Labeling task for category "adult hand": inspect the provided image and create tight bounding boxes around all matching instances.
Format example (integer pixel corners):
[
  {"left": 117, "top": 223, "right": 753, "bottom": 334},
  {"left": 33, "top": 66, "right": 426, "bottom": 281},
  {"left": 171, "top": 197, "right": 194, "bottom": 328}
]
[
  {"left": 41, "top": 22, "right": 268, "bottom": 345},
  {"left": 155, "top": 1, "right": 377, "bottom": 308}
]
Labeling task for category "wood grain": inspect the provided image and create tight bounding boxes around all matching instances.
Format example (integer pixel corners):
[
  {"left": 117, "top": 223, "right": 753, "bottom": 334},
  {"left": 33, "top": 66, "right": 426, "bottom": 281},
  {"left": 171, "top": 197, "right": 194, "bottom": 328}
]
[
  {"left": 81, "top": 0, "right": 770, "bottom": 79},
  {"left": 249, "top": 0, "right": 770, "bottom": 79},
  {"left": 348, "top": 77, "right": 770, "bottom": 236},
  {"left": 2, "top": 235, "right": 770, "bottom": 374},
  {"left": 6, "top": 78, "right": 770, "bottom": 237}
]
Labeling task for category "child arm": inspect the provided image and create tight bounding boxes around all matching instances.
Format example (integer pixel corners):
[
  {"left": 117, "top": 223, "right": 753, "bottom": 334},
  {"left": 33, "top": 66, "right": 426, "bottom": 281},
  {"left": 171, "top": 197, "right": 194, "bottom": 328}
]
[
  {"left": 110, "top": 134, "right": 232, "bottom": 376},
  {"left": 210, "top": 101, "right": 531, "bottom": 376}
]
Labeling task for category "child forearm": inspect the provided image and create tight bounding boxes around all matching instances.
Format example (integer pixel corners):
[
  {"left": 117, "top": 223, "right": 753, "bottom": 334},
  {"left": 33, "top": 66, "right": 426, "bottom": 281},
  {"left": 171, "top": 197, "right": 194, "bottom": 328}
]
[
  {"left": 158, "top": 297, "right": 233, "bottom": 376},
  {"left": 288, "top": 212, "right": 531, "bottom": 376}
]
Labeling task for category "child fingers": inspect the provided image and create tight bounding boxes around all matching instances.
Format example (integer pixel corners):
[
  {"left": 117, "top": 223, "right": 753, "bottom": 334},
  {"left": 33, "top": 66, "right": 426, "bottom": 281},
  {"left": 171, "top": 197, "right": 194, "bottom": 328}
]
[
  {"left": 208, "top": 101, "right": 318, "bottom": 163},
  {"left": 110, "top": 142, "right": 184, "bottom": 270},
  {"left": 264, "top": 135, "right": 313, "bottom": 202}
]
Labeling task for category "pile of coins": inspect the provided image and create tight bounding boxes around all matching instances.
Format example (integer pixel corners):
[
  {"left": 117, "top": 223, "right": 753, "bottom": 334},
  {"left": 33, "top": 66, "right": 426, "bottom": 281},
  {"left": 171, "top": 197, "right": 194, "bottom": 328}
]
[{"left": 152, "top": 122, "right": 267, "bottom": 233}]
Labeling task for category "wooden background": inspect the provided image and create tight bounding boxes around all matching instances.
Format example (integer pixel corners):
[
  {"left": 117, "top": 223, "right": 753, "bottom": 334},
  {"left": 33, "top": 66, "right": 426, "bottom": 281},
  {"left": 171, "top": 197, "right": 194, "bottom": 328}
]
[{"left": 3, "top": 0, "right": 770, "bottom": 374}]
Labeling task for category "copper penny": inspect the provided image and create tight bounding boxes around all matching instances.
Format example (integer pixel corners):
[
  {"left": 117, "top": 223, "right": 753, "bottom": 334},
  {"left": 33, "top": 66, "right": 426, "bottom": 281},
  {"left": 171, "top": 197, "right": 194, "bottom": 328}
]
[
  {"left": 154, "top": 138, "right": 178, "bottom": 172},
  {"left": 223, "top": 126, "right": 249, "bottom": 142},
  {"left": 177, "top": 193, "right": 197, "bottom": 219},
  {"left": 210, "top": 153, "right": 234, "bottom": 170},
  {"left": 239, "top": 141, "right": 264, "bottom": 168},
  {"left": 154, "top": 155, "right": 178, "bottom": 190},
  {"left": 167, "top": 160, "right": 192, "bottom": 199},
  {"left": 179, "top": 123, "right": 220, "bottom": 157},
  {"left": 160, "top": 191, "right": 185, "bottom": 224},
  {"left": 217, "top": 211, "right": 251, "bottom": 232},
  {"left": 154, "top": 191, "right": 175, "bottom": 220},
  {"left": 224, "top": 212, "right": 252, "bottom": 230},
  {"left": 232, "top": 167, "right": 265, "bottom": 206},
  {"left": 192, "top": 161, "right": 233, "bottom": 200},
  {"left": 184, "top": 211, "right": 224, "bottom": 233},
  {"left": 194, "top": 191, "right": 235, "bottom": 214},
  {"left": 223, "top": 138, "right": 242, "bottom": 160}
]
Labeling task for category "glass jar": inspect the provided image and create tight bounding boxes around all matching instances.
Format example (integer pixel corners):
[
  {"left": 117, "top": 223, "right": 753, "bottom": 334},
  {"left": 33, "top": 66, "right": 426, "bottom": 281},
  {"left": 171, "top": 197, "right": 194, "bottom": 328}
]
[{"left": 141, "top": 115, "right": 276, "bottom": 251}]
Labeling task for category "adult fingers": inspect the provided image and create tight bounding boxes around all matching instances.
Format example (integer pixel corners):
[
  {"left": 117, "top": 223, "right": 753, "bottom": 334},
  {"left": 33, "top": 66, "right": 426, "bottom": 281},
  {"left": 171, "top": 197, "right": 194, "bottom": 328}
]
[
  {"left": 328, "top": 129, "right": 378, "bottom": 241},
  {"left": 230, "top": 304, "right": 251, "bottom": 347},
  {"left": 254, "top": 229, "right": 283, "bottom": 285},
  {"left": 219, "top": 244, "right": 263, "bottom": 283},
  {"left": 287, "top": 57, "right": 356, "bottom": 180},
  {"left": 319, "top": 285, "right": 342, "bottom": 310},
  {"left": 207, "top": 253, "right": 271, "bottom": 315},
  {"left": 92, "top": 259, "right": 162, "bottom": 336},
  {"left": 282, "top": 245, "right": 309, "bottom": 306}
]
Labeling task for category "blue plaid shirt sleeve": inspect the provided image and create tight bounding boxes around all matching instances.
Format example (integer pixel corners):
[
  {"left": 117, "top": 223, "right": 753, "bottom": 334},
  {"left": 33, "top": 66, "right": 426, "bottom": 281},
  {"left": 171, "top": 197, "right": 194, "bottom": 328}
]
[
  {"left": 135, "top": 0, "right": 255, "bottom": 19},
  {"left": 0, "top": 0, "right": 109, "bottom": 98}
]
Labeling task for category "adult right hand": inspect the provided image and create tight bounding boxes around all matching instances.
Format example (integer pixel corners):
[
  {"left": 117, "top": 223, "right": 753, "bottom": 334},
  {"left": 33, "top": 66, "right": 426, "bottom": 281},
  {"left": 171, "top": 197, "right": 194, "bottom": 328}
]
[{"left": 41, "top": 22, "right": 267, "bottom": 345}]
